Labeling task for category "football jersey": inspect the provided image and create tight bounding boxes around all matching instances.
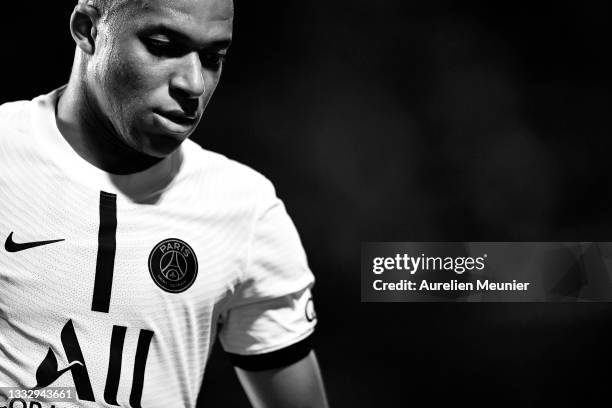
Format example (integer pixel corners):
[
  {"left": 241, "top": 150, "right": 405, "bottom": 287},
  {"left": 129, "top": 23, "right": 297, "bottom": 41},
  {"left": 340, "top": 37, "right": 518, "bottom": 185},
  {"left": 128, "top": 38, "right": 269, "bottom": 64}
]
[{"left": 0, "top": 88, "right": 317, "bottom": 407}]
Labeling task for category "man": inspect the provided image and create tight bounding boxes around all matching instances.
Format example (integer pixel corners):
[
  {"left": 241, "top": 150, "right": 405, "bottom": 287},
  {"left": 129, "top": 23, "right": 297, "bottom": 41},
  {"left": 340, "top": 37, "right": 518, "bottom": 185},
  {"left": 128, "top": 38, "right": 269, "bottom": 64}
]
[{"left": 0, "top": 0, "right": 329, "bottom": 407}]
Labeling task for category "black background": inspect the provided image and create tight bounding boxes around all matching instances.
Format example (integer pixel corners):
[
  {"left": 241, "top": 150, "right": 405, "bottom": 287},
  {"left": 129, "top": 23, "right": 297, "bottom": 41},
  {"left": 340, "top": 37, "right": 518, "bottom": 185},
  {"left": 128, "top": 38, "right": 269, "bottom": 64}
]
[{"left": 2, "top": 1, "right": 612, "bottom": 406}]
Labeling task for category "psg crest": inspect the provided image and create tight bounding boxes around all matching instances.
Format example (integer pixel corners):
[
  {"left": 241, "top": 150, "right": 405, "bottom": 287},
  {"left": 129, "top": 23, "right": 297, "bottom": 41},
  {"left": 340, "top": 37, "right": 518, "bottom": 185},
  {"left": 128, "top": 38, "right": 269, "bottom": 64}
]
[{"left": 148, "top": 238, "right": 198, "bottom": 293}]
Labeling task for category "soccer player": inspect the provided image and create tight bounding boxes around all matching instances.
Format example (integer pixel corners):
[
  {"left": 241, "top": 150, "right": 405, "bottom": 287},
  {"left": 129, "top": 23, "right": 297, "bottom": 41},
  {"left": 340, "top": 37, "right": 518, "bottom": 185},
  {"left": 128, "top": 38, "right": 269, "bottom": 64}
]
[{"left": 0, "top": 0, "right": 329, "bottom": 407}]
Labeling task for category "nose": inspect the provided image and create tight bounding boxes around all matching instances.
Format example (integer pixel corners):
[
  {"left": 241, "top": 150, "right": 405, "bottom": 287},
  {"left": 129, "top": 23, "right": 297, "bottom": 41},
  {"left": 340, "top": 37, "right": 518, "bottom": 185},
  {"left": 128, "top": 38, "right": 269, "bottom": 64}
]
[{"left": 170, "top": 52, "right": 206, "bottom": 99}]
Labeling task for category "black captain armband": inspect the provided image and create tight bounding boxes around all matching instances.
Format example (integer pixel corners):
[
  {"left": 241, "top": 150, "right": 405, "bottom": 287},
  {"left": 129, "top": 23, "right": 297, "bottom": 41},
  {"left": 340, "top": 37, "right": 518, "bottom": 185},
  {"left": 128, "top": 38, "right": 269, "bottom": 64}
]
[{"left": 227, "top": 334, "right": 314, "bottom": 371}]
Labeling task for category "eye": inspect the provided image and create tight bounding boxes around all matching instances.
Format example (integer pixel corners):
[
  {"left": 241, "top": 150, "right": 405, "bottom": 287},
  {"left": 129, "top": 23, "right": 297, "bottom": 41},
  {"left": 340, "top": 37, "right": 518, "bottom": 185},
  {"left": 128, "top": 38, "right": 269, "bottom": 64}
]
[
  {"left": 199, "top": 52, "right": 227, "bottom": 70},
  {"left": 144, "top": 38, "right": 184, "bottom": 58},
  {"left": 145, "top": 38, "right": 169, "bottom": 53}
]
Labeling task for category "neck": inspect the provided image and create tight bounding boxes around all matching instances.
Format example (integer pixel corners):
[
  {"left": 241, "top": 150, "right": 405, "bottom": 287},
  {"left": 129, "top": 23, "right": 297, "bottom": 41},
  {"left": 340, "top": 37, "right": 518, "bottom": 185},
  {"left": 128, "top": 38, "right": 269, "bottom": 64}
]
[{"left": 56, "top": 66, "right": 163, "bottom": 175}]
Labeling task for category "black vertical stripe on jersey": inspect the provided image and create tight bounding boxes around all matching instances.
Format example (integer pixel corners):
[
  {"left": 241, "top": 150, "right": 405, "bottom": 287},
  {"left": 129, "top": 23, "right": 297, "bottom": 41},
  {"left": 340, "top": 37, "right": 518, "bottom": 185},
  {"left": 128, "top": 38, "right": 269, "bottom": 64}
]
[
  {"left": 104, "top": 325, "right": 127, "bottom": 406},
  {"left": 130, "top": 329, "right": 154, "bottom": 408},
  {"left": 92, "top": 191, "right": 118, "bottom": 313}
]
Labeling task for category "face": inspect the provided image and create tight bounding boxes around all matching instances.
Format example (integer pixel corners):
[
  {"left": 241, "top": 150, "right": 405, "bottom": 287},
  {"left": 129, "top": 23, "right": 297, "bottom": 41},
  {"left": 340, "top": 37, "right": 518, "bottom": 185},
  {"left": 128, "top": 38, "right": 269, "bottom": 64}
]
[{"left": 87, "top": 0, "right": 233, "bottom": 157}]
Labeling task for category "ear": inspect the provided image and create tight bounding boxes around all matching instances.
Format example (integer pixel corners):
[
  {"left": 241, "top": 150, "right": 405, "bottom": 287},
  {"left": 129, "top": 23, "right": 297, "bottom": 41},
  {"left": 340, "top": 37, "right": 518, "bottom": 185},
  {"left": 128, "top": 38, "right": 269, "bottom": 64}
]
[{"left": 69, "top": 3, "right": 101, "bottom": 55}]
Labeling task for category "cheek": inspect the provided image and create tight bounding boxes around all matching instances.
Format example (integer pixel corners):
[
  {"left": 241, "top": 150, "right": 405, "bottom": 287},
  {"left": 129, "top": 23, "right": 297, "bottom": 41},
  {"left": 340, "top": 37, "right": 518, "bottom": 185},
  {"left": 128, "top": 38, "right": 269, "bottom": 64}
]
[
  {"left": 201, "top": 76, "right": 221, "bottom": 106},
  {"left": 95, "top": 41, "right": 165, "bottom": 113}
]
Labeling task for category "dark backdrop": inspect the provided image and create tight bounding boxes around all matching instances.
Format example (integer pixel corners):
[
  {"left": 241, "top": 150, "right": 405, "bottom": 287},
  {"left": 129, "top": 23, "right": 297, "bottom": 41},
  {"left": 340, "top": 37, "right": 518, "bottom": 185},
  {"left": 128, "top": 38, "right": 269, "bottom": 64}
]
[{"left": 3, "top": 1, "right": 612, "bottom": 406}]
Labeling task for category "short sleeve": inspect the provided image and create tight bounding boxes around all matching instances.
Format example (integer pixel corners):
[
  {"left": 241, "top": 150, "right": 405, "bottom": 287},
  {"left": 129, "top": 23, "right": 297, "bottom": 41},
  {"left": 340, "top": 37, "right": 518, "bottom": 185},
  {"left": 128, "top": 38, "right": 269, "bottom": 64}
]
[{"left": 218, "top": 181, "right": 317, "bottom": 368}]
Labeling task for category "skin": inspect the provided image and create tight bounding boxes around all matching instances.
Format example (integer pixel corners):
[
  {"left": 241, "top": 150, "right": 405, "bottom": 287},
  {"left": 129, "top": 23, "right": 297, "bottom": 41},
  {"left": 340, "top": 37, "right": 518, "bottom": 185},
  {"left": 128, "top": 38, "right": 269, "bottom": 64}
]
[
  {"left": 58, "top": 0, "right": 233, "bottom": 174},
  {"left": 57, "top": 1, "right": 330, "bottom": 406},
  {"left": 237, "top": 351, "right": 330, "bottom": 408}
]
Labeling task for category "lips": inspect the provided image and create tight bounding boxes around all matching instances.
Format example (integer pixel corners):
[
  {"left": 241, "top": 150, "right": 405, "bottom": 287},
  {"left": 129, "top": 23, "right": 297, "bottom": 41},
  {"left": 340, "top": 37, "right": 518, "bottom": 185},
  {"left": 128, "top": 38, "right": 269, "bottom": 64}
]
[
  {"left": 155, "top": 110, "right": 198, "bottom": 126},
  {"left": 153, "top": 110, "right": 199, "bottom": 134}
]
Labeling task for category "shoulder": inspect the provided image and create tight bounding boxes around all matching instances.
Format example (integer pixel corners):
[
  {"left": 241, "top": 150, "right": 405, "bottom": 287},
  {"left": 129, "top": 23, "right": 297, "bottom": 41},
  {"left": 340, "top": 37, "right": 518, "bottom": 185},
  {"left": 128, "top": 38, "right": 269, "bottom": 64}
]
[
  {"left": 0, "top": 91, "right": 57, "bottom": 141},
  {"left": 0, "top": 99, "right": 34, "bottom": 135},
  {"left": 0, "top": 99, "right": 31, "bottom": 116},
  {"left": 182, "top": 139, "right": 277, "bottom": 202}
]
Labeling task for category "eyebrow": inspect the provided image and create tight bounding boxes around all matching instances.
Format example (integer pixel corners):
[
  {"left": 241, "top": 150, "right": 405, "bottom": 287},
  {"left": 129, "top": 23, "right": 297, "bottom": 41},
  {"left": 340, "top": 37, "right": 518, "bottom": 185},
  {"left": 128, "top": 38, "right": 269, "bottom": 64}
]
[{"left": 142, "top": 24, "right": 232, "bottom": 50}]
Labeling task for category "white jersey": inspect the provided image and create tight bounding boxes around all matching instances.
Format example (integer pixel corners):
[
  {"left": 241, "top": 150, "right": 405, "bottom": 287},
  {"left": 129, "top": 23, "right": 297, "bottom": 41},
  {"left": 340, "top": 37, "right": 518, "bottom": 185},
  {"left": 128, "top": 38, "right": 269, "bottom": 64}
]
[{"left": 0, "top": 89, "right": 317, "bottom": 408}]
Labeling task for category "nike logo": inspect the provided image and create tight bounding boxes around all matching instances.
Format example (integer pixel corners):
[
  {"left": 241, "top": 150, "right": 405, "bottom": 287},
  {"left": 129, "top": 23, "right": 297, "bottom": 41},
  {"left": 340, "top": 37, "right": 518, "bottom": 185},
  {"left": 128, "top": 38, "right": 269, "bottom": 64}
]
[{"left": 5, "top": 232, "right": 64, "bottom": 253}]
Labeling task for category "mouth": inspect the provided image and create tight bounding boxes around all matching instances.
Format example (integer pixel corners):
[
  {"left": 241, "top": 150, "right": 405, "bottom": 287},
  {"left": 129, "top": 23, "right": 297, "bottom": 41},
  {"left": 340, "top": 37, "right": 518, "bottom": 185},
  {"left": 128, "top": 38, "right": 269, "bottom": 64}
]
[
  {"left": 153, "top": 110, "right": 199, "bottom": 134},
  {"left": 156, "top": 110, "right": 198, "bottom": 125}
]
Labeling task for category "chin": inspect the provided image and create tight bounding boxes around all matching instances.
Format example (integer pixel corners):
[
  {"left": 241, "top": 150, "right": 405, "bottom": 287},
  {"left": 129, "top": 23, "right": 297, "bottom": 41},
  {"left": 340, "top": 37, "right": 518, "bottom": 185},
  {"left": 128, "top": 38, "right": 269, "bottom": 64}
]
[
  {"left": 131, "top": 126, "right": 190, "bottom": 158},
  {"left": 142, "top": 136, "right": 185, "bottom": 158}
]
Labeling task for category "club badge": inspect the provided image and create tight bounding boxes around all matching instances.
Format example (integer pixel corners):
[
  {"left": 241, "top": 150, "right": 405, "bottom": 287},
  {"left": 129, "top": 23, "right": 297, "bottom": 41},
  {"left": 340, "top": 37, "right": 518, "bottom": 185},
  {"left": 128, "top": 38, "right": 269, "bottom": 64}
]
[{"left": 148, "top": 238, "right": 198, "bottom": 293}]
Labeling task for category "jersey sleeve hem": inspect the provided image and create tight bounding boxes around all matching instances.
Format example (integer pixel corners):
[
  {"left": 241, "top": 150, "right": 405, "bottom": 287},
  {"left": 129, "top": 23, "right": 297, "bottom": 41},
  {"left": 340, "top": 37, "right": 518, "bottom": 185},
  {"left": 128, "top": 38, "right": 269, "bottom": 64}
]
[
  {"left": 223, "top": 323, "right": 315, "bottom": 355},
  {"left": 226, "top": 332, "right": 314, "bottom": 371}
]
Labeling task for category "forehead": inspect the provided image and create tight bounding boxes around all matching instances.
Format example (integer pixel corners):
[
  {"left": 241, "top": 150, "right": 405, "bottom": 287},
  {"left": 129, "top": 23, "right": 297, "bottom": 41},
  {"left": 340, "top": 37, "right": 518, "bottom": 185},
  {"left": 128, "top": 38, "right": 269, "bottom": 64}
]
[{"left": 115, "top": 0, "right": 233, "bottom": 42}]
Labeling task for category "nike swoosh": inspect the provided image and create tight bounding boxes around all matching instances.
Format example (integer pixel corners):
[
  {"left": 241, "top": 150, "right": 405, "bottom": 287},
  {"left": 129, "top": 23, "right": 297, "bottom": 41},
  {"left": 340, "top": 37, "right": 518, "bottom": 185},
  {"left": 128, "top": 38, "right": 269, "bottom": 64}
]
[{"left": 5, "top": 232, "right": 65, "bottom": 253}]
